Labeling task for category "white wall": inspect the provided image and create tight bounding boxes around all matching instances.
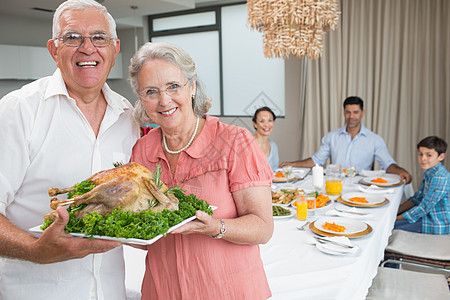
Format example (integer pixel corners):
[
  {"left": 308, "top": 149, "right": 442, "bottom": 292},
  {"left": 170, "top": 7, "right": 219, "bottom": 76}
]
[{"left": 0, "top": 13, "right": 301, "bottom": 165}]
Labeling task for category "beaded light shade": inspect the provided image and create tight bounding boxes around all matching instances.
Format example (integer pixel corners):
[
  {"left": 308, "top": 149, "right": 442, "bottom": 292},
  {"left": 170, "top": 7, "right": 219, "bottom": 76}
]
[{"left": 247, "top": 0, "right": 340, "bottom": 59}]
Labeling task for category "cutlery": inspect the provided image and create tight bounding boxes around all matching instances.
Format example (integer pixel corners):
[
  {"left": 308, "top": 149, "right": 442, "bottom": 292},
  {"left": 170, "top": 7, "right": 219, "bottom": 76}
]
[
  {"left": 358, "top": 185, "right": 393, "bottom": 194},
  {"left": 313, "top": 236, "right": 355, "bottom": 249},
  {"left": 334, "top": 207, "right": 368, "bottom": 215},
  {"left": 296, "top": 221, "right": 310, "bottom": 230}
]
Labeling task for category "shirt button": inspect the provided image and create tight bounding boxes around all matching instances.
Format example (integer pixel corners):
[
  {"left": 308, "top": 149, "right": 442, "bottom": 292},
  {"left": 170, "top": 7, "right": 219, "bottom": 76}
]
[{"left": 177, "top": 161, "right": 182, "bottom": 165}]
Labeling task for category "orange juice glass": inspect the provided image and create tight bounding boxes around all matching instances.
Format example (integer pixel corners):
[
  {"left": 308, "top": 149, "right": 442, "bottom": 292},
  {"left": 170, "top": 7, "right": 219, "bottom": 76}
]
[
  {"left": 305, "top": 194, "right": 316, "bottom": 216},
  {"left": 325, "top": 179, "right": 343, "bottom": 195},
  {"left": 296, "top": 196, "right": 308, "bottom": 220}
]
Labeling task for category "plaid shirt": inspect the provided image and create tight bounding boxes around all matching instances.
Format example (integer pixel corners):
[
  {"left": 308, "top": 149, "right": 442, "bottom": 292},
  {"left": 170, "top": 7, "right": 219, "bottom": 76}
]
[{"left": 403, "top": 162, "right": 450, "bottom": 234}]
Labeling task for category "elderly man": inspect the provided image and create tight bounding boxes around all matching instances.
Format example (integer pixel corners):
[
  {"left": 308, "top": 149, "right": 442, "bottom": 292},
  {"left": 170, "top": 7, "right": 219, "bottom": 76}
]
[
  {"left": 281, "top": 96, "right": 412, "bottom": 183},
  {"left": 0, "top": 0, "right": 139, "bottom": 299}
]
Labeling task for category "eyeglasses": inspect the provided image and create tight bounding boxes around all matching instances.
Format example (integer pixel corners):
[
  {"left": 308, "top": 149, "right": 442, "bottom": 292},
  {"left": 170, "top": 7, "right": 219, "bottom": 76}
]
[
  {"left": 139, "top": 81, "right": 189, "bottom": 101},
  {"left": 56, "top": 32, "right": 114, "bottom": 47}
]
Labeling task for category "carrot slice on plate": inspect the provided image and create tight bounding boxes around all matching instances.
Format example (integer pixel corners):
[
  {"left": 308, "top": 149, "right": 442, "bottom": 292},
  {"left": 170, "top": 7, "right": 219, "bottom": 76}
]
[
  {"left": 323, "top": 222, "right": 346, "bottom": 232},
  {"left": 349, "top": 196, "right": 369, "bottom": 203},
  {"left": 371, "top": 177, "right": 388, "bottom": 184}
]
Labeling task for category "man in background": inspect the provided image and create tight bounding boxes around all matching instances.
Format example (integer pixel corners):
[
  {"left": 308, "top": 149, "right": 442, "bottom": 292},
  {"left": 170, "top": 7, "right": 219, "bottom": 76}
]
[
  {"left": 281, "top": 96, "right": 412, "bottom": 183},
  {"left": 0, "top": 0, "right": 139, "bottom": 299}
]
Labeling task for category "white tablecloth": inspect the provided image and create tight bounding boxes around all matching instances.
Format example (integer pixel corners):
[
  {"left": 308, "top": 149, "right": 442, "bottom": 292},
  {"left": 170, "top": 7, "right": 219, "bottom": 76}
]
[
  {"left": 262, "top": 175, "right": 404, "bottom": 300},
  {"left": 124, "top": 175, "right": 404, "bottom": 300}
]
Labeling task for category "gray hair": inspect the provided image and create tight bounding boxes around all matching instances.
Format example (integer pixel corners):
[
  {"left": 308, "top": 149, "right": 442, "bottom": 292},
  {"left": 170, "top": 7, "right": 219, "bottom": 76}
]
[
  {"left": 129, "top": 42, "right": 212, "bottom": 126},
  {"left": 52, "top": 0, "right": 118, "bottom": 46}
]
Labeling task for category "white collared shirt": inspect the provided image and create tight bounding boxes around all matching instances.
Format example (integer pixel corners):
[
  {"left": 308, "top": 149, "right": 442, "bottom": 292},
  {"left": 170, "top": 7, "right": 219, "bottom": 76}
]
[{"left": 0, "top": 69, "right": 140, "bottom": 300}]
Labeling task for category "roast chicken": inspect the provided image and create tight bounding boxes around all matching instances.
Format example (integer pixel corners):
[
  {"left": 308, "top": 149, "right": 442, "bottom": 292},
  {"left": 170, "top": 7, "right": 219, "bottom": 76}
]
[{"left": 45, "top": 162, "right": 178, "bottom": 220}]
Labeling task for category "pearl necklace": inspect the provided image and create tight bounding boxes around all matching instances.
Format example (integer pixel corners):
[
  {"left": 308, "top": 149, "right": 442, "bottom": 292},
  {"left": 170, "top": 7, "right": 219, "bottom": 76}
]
[{"left": 163, "top": 116, "right": 199, "bottom": 154}]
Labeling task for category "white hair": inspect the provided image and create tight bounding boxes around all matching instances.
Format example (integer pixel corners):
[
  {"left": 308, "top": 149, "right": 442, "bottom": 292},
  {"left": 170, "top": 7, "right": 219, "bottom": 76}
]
[
  {"left": 52, "top": 0, "right": 117, "bottom": 46},
  {"left": 129, "top": 42, "right": 212, "bottom": 126}
]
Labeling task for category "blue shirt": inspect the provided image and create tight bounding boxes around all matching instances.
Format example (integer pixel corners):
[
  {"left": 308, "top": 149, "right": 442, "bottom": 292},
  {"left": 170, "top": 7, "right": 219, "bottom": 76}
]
[
  {"left": 311, "top": 125, "right": 396, "bottom": 172},
  {"left": 403, "top": 163, "right": 450, "bottom": 235},
  {"left": 267, "top": 139, "right": 279, "bottom": 171}
]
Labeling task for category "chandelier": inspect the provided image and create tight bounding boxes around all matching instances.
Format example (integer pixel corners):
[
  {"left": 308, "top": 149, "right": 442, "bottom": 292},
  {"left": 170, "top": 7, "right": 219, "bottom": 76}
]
[{"left": 247, "top": 0, "right": 340, "bottom": 59}]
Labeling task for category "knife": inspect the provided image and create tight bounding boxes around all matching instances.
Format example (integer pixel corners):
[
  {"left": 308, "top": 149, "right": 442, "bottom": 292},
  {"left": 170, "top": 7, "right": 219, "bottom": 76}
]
[{"left": 313, "top": 236, "right": 355, "bottom": 249}]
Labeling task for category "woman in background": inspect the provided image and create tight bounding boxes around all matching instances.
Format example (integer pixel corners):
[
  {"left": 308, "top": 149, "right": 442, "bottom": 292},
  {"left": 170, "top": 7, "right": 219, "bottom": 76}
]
[
  {"left": 252, "top": 106, "right": 279, "bottom": 171},
  {"left": 129, "top": 42, "right": 273, "bottom": 299}
]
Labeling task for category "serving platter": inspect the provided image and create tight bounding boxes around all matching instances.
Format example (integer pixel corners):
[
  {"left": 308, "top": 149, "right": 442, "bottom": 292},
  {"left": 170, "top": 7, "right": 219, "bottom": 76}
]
[
  {"left": 309, "top": 217, "right": 372, "bottom": 238},
  {"left": 30, "top": 206, "right": 217, "bottom": 246},
  {"left": 360, "top": 176, "right": 403, "bottom": 187}
]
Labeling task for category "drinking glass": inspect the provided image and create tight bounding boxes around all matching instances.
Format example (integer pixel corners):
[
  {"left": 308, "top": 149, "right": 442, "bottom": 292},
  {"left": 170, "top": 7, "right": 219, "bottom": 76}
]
[
  {"left": 325, "top": 164, "right": 343, "bottom": 195},
  {"left": 345, "top": 166, "right": 357, "bottom": 184},
  {"left": 305, "top": 193, "right": 316, "bottom": 216},
  {"left": 282, "top": 166, "right": 293, "bottom": 180},
  {"left": 296, "top": 195, "right": 307, "bottom": 220}
]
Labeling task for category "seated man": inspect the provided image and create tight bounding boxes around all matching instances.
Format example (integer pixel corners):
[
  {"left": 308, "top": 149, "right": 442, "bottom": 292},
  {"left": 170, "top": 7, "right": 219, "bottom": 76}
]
[
  {"left": 395, "top": 136, "right": 449, "bottom": 234},
  {"left": 281, "top": 96, "right": 412, "bottom": 183}
]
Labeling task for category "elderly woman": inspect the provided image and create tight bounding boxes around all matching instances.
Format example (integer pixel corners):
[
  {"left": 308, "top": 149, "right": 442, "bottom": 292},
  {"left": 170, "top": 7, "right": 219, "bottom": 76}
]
[
  {"left": 252, "top": 106, "right": 279, "bottom": 171},
  {"left": 129, "top": 42, "right": 274, "bottom": 299}
]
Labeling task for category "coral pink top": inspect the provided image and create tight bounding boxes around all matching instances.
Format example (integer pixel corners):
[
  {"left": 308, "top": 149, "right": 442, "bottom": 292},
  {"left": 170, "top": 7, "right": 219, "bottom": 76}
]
[{"left": 131, "top": 115, "right": 273, "bottom": 300}]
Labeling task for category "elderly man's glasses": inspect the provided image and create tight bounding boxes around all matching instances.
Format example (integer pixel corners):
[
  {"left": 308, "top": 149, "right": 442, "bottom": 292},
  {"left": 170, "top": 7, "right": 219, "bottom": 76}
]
[
  {"left": 56, "top": 32, "right": 114, "bottom": 47},
  {"left": 139, "top": 81, "right": 189, "bottom": 101}
]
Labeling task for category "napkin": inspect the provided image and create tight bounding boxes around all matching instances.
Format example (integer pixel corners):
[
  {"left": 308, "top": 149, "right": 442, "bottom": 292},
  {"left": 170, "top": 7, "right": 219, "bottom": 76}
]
[
  {"left": 358, "top": 185, "right": 394, "bottom": 194},
  {"left": 360, "top": 170, "right": 386, "bottom": 177},
  {"left": 325, "top": 209, "right": 374, "bottom": 219},
  {"left": 305, "top": 236, "right": 360, "bottom": 255}
]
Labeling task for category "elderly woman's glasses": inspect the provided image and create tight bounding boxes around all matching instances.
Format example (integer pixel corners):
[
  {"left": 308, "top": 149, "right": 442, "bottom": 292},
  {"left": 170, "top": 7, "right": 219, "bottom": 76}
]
[
  {"left": 139, "top": 81, "right": 189, "bottom": 101},
  {"left": 56, "top": 32, "right": 114, "bottom": 47}
]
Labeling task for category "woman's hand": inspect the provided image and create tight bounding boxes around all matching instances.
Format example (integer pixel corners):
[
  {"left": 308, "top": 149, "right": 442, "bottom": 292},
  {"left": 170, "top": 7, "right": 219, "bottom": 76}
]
[
  {"left": 171, "top": 186, "right": 274, "bottom": 245},
  {"left": 170, "top": 210, "right": 221, "bottom": 237}
]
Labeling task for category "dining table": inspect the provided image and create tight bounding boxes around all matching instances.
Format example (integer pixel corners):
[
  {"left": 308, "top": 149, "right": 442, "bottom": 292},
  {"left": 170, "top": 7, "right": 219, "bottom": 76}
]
[{"left": 123, "top": 170, "right": 405, "bottom": 300}]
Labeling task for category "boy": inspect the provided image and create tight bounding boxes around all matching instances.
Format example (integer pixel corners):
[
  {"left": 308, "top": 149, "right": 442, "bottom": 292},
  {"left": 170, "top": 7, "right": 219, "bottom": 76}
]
[{"left": 395, "top": 136, "right": 449, "bottom": 235}]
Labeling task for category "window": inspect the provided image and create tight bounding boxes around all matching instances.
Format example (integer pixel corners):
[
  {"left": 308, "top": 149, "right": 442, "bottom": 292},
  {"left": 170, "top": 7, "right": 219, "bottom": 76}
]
[{"left": 148, "top": 3, "right": 285, "bottom": 117}]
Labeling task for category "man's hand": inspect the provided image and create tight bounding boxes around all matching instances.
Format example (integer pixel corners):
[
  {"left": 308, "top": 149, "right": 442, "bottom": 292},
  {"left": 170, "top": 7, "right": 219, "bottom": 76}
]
[
  {"left": 280, "top": 158, "right": 315, "bottom": 169},
  {"left": 32, "top": 207, "right": 121, "bottom": 264},
  {"left": 280, "top": 161, "right": 294, "bottom": 168},
  {"left": 386, "top": 164, "right": 412, "bottom": 184}
]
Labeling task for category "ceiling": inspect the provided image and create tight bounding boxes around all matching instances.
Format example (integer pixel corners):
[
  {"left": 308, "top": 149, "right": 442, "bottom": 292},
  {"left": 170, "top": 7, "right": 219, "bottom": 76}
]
[{"left": 1, "top": 0, "right": 232, "bottom": 27}]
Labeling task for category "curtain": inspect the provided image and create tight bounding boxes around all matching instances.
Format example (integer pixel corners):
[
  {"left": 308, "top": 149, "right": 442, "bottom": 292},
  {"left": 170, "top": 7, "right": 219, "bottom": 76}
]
[{"left": 300, "top": 0, "right": 450, "bottom": 189}]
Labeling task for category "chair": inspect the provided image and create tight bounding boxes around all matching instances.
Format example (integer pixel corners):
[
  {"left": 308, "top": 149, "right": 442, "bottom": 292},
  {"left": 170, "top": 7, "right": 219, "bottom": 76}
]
[
  {"left": 366, "top": 267, "right": 450, "bottom": 300},
  {"left": 381, "top": 229, "right": 450, "bottom": 275}
]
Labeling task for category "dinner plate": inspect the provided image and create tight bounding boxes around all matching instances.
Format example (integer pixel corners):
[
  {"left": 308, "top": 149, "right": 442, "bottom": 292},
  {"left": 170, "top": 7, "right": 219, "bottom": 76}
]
[
  {"left": 360, "top": 176, "right": 403, "bottom": 187},
  {"left": 341, "top": 192, "right": 385, "bottom": 206},
  {"left": 309, "top": 219, "right": 373, "bottom": 238},
  {"left": 30, "top": 206, "right": 217, "bottom": 246},
  {"left": 273, "top": 175, "right": 301, "bottom": 183},
  {"left": 315, "top": 240, "right": 357, "bottom": 256},
  {"left": 272, "top": 204, "right": 295, "bottom": 220},
  {"left": 313, "top": 217, "right": 367, "bottom": 235},
  {"left": 337, "top": 196, "right": 389, "bottom": 208},
  {"left": 273, "top": 168, "right": 311, "bottom": 183}
]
